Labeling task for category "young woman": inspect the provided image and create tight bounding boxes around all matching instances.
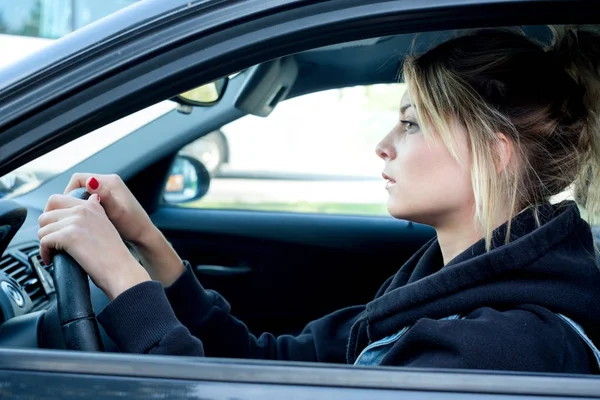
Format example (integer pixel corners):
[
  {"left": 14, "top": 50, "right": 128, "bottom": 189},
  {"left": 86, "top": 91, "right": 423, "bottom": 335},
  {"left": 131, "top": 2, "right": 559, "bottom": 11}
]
[{"left": 38, "top": 26, "right": 600, "bottom": 373}]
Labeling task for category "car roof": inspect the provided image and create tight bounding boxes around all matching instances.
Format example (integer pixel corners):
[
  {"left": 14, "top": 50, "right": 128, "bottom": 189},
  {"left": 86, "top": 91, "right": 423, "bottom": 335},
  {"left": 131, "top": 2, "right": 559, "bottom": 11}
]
[{"left": 289, "top": 26, "right": 553, "bottom": 97}]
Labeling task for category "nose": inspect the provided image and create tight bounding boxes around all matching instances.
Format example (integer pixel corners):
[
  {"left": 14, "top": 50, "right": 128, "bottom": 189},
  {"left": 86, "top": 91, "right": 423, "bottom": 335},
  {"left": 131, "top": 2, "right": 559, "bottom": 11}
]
[{"left": 375, "top": 131, "right": 396, "bottom": 161}]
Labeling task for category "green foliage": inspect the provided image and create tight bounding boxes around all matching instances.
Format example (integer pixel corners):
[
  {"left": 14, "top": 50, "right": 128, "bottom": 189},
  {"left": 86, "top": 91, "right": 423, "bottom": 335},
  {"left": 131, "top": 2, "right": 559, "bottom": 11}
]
[{"left": 182, "top": 200, "right": 389, "bottom": 216}]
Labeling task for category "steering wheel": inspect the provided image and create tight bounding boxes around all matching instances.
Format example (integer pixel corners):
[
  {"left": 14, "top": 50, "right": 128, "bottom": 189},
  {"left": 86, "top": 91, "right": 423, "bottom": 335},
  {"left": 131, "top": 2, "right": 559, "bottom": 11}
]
[{"left": 51, "top": 188, "right": 103, "bottom": 351}]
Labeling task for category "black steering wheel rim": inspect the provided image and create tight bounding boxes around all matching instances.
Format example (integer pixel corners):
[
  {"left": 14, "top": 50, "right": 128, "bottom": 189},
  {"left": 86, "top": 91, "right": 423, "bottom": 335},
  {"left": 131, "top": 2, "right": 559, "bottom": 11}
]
[{"left": 51, "top": 188, "right": 103, "bottom": 351}]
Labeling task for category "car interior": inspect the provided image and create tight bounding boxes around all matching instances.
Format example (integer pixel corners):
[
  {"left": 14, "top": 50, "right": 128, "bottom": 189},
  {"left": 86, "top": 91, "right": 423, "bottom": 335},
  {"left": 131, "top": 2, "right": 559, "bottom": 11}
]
[{"left": 0, "top": 24, "right": 594, "bottom": 357}]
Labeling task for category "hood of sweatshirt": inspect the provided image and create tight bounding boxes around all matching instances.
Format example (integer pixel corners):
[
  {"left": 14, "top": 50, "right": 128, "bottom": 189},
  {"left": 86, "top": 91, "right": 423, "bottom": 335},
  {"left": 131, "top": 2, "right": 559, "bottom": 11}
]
[{"left": 347, "top": 201, "right": 600, "bottom": 362}]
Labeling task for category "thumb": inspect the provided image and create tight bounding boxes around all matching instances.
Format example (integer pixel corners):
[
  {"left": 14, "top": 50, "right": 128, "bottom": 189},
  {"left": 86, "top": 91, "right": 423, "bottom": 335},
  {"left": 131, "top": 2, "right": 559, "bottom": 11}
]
[
  {"left": 86, "top": 177, "right": 111, "bottom": 200},
  {"left": 86, "top": 176, "right": 100, "bottom": 193}
]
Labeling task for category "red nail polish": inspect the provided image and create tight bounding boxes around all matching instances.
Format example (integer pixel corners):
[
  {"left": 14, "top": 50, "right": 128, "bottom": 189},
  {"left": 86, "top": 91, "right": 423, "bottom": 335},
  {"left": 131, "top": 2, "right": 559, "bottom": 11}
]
[{"left": 89, "top": 177, "right": 99, "bottom": 190}]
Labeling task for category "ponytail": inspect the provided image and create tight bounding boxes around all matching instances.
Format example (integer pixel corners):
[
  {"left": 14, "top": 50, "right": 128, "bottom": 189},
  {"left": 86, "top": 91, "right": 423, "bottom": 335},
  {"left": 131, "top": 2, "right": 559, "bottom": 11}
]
[{"left": 550, "top": 26, "right": 600, "bottom": 222}]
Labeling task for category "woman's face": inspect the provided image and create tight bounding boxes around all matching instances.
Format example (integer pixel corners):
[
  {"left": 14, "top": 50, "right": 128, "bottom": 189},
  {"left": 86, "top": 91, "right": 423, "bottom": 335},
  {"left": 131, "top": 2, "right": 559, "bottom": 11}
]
[{"left": 375, "top": 91, "right": 475, "bottom": 227}]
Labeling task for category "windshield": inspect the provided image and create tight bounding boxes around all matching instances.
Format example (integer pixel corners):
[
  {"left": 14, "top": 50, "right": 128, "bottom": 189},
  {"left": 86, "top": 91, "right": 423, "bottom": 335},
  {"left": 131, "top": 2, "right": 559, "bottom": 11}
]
[
  {"left": 0, "top": 0, "right": 150, "bottom": 198},
  {"left": 0, "top": 101, "right": 176, "bottom": 198}
]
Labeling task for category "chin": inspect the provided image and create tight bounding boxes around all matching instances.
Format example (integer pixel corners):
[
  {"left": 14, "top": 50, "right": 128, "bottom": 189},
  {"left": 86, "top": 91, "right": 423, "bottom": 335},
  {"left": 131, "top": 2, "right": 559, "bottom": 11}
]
[
  {"left": 386, "top": 201, "right": 412, "bottom": 221},
  {"left": 386, "top": 199, "right": 432, "bottom": 225}
]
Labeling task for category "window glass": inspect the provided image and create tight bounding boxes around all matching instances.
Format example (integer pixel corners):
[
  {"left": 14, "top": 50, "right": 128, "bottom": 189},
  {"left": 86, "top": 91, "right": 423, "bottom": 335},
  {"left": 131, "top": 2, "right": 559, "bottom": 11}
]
[
  {"left": 73, "top": 0, "right": 139, "bottom": 30},
  {"left": 0, "top": 101, "right": 177, "bottom": 199},
  {"left": 0, "top": 0, "right": 141, "bottom": 70},
  {"left": 169, "top": 84, "right": 406, "bottom": 216},
  {"left": 0, "top": 0, "right": 139, "bottom": 39},
  {"left": 0, "top": 0, "right": 70, "bottom": 38}
]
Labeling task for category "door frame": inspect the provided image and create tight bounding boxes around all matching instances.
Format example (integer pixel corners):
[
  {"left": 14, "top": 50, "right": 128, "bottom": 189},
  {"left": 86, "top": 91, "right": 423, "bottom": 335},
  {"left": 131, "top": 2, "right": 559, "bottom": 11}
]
[{"left": 1, "top": 348, "right": 600, "bottom": 397}]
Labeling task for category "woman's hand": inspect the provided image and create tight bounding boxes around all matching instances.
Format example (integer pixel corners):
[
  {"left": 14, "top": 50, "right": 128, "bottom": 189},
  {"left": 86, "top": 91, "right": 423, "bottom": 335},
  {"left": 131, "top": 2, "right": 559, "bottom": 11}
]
[
  {"left": 63, "top": 173, "right": 154, "bottom": 245},
  {"left": 38, "top": 193, "right": 151, "bottom": 300},
  {"left": 62, "top": 173, "right": 184, "bottom": 286}
]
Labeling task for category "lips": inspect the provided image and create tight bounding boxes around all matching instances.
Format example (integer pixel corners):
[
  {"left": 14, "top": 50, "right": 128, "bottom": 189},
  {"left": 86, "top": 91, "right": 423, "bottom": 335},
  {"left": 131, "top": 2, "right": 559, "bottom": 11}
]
[{"left": 382, "top": 172, "right": 396, "bottom": 188}]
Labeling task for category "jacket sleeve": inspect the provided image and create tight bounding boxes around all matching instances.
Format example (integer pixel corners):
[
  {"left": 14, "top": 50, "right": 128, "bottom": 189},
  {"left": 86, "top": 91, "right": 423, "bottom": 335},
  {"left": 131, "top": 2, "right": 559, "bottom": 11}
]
[
  {"left": 97, "top": 280, "right": 205, "bottom": 356},
  {"left": 383, "top": 305, "right": 595, "bottom": 373},
  {"left": 97, "top": 263, "right": 363, "bottom": 362},
  {"left": 163, "top": 263, "right": 363, "bottom": 362}
]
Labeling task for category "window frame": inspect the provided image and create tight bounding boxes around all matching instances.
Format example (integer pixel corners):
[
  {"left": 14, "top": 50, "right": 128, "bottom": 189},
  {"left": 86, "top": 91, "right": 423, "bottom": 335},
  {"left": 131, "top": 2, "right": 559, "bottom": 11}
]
[{"left": 2, "top": 348, "right": 600, "bottom": 398}]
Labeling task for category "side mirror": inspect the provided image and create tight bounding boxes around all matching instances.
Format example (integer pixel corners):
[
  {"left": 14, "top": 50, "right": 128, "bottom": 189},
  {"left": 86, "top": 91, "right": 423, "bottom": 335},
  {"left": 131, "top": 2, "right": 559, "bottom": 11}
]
[
  {"left": 163, "top": 155, "right": 210, "bottom": 204},
  {"left": 174, "top": 78, "right": 228, "bottom": 107}
]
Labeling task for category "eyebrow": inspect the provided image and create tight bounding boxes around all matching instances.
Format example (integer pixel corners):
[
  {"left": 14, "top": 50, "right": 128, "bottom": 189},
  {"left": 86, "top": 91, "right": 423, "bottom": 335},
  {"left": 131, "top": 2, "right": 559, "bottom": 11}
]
[{"left": 400, "top": 104, "right": 413, "bottom": 114}]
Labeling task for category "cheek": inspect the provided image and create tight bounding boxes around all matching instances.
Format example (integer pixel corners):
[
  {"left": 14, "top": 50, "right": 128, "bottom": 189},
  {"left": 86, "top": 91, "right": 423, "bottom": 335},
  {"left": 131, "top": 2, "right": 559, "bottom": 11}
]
[{"left": 387, "top": 135, "right": 473, "bottom": 221}]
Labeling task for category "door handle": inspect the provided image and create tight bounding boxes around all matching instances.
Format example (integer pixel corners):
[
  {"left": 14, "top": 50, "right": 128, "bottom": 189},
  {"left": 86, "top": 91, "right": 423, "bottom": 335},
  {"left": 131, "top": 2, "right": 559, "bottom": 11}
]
[{"left": 195, "top": 265, "right": 252, "bottom": 276}]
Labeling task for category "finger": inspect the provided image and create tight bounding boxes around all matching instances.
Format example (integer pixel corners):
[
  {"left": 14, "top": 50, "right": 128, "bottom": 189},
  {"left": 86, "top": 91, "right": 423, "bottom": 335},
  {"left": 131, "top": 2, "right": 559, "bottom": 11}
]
[
  {"left": 87, "top": 194, "right": 105, "bottom": 214},
  {"left": 37, "top": 217, "right": 74, "bottom": 242},
  {"left": 44, "top": 194, "right": 86, "bottom": 212},
  {"left": 66, "top": 173, "right": 115, "bottom": 201},
  {"left": 39, "top": 230, "right": 70, "bottom": 266},
  {"left": 38, "top": 208, "right": 74, "bottom": 228},
  {"left": 64, "top": 173, "right": 94, "bottom": 194},
  {"left": 89, "top": 193, "right": 101, "bottom": 204}
]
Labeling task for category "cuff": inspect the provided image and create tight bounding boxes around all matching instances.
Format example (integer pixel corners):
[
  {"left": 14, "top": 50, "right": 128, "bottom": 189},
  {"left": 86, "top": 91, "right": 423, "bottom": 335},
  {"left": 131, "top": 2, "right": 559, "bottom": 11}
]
[
  {"left": 164, "top": 261, "right": 216, "bottom": 328},
  {"left": 98, "top": 281, "right": 181, "bottom": 354}
]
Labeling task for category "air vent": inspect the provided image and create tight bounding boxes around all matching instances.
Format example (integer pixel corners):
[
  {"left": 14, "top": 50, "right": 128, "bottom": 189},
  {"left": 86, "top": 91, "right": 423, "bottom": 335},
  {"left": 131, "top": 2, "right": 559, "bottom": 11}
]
[
  {"left": 0, "top": 254, "right": 29, "bottom": 286},
  {"left": 18, "top": 245, "right": 52, "bottom": 310},
  {"left": 0, "top": 245, "right": 52, "bottom": 311},
  {"left": 1, "top": 253, "right": 47, "bottom": 310},
  {"left": 20, "top": 245, "right": 49, "bottom": 272}
]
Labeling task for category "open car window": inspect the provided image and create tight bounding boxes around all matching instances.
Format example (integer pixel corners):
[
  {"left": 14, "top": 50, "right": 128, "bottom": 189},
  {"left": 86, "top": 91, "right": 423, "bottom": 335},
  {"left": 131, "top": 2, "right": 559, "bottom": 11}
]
[{"left": 166, "top": 84, "right": 406, "bottom": 216}]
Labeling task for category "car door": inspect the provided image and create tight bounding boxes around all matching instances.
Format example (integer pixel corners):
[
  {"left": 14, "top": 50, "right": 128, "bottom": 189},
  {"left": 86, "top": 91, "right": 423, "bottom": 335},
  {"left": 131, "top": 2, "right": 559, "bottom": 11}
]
[
  {"left": 2, "top": 0, "right": 600, "bottom": 398},
  {"left": 153, "top": 212, "right": 433, "bottom": 336}
]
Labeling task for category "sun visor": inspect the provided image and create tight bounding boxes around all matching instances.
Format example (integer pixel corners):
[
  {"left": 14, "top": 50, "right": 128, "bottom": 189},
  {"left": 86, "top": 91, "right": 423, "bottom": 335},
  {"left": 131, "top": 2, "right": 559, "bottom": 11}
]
[{"left": 234, "top": 57, "right": 298, "bottom": 117}]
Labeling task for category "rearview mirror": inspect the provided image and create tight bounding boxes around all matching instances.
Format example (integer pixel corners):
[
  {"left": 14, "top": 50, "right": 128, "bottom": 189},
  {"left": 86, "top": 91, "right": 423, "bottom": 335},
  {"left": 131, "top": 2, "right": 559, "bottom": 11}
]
[
  {"left": 163, "top": 155, "right": 211, "bottom": 204},
  {"left": 174, "top": 78, "right": 228, "bottom": 106}
]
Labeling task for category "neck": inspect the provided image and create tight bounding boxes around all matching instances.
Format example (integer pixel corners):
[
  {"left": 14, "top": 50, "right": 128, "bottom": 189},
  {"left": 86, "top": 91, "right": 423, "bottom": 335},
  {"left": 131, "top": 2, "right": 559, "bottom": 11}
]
[
  {"left": 435, "top": 208, "right": 509, "bottom": 265},
  {"left": 436, "top": 223, "right": 483, "bottom": 265}
]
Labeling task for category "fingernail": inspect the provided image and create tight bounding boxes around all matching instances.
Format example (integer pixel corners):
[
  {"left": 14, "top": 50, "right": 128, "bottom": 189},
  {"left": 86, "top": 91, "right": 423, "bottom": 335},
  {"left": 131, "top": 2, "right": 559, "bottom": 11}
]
[
  {"left": 89, "top": 177, "right": 99, "bottom": 190},
  {"left": 97, "top": 195, "right": 101, "bottom": 203}
]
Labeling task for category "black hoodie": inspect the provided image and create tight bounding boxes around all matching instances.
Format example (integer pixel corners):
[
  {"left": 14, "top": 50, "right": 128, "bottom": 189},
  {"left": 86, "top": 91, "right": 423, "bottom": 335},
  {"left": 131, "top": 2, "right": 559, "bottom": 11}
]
[{"left": 98, "top": 201, "right": 600, "bottom": 373}]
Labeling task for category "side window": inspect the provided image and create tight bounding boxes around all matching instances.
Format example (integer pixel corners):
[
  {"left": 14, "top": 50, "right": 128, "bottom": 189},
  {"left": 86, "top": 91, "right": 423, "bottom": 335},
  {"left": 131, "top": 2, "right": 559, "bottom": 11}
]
[{"left": 164, "top": 84, "right": 405, "bottom": 216}]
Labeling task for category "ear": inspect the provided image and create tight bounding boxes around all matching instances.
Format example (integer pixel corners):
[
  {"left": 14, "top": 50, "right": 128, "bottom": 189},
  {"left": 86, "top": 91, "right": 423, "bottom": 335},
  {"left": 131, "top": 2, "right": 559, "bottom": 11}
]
[{"left": 495, "top": 132, "right": 513, "bottom": 174}]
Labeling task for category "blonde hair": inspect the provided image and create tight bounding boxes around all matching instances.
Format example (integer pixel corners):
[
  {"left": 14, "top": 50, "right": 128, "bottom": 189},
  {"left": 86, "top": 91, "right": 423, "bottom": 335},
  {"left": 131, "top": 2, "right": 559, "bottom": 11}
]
[{"left": 402, "top": 26, "right": 600, "bottom": 249}]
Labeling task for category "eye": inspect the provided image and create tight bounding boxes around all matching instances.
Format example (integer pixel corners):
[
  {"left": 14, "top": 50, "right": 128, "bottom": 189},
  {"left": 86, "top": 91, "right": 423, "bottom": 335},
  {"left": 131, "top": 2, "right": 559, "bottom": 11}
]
[{"left": 400, "top": 120, "right": 420, "bottom": 134}]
